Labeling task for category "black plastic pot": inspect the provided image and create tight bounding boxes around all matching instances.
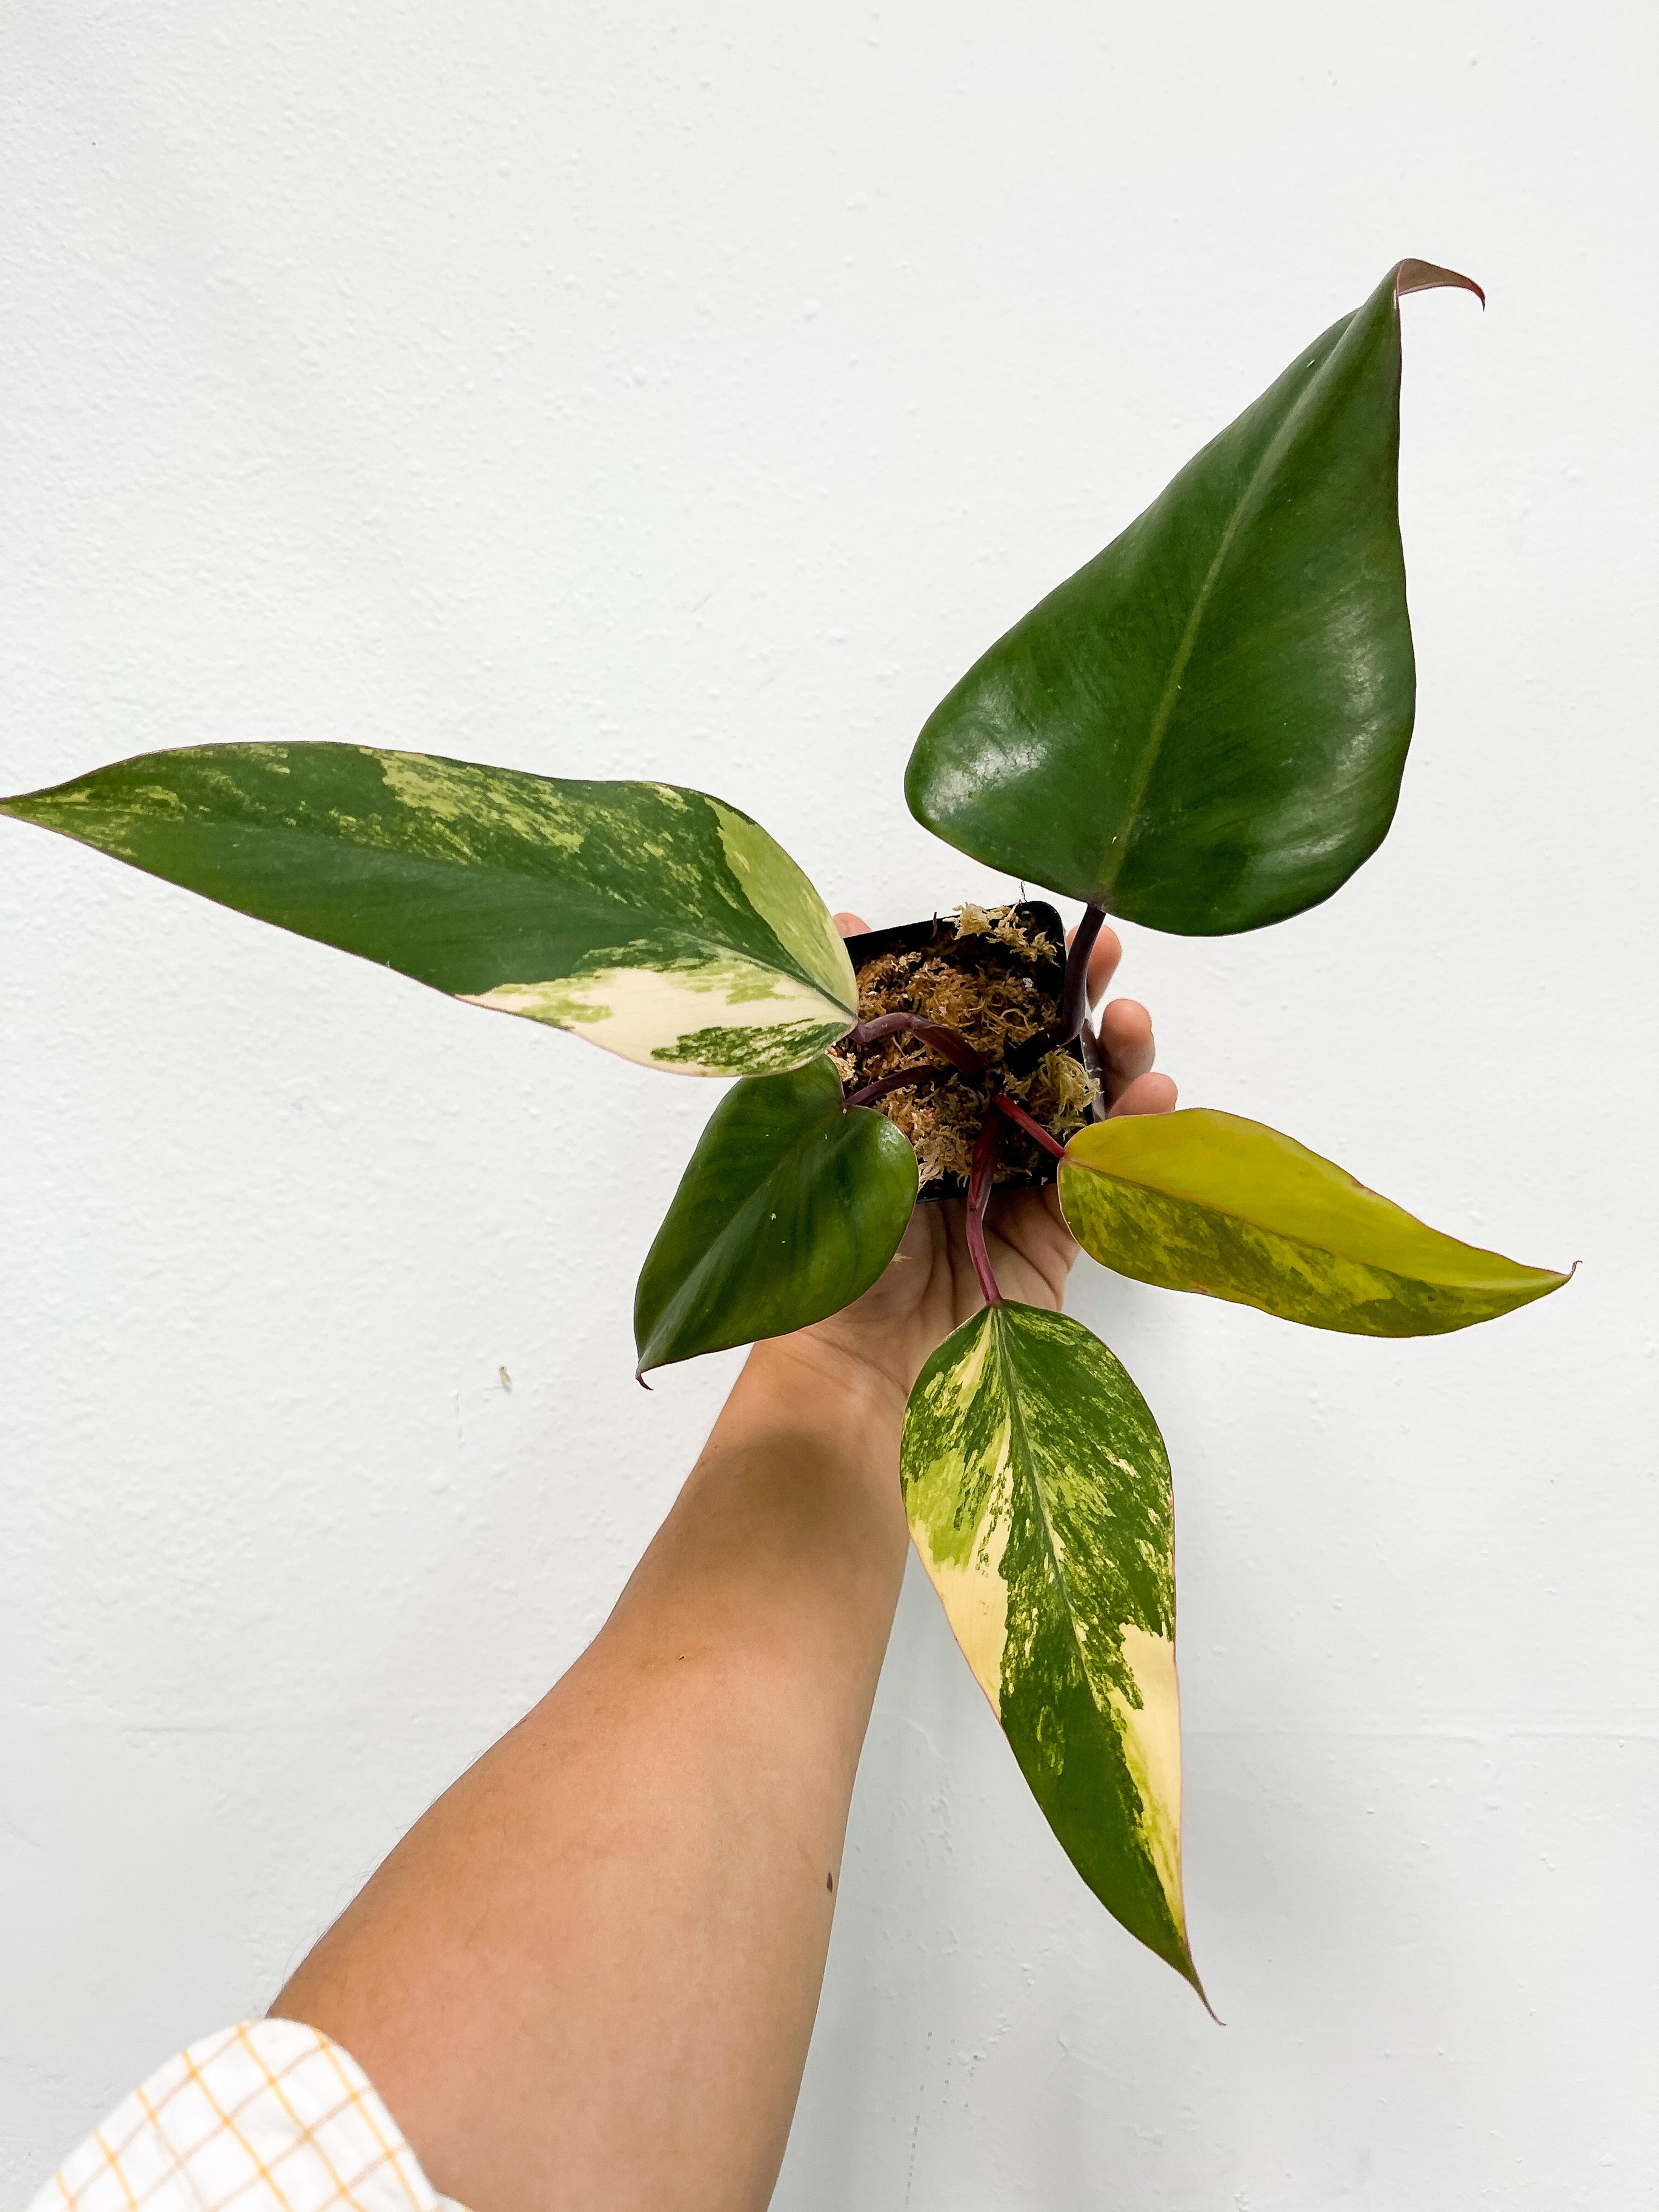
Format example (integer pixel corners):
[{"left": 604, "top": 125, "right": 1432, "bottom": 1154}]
[{"left": 840, "top": 900, "right": 1093, "bottom": 1203}]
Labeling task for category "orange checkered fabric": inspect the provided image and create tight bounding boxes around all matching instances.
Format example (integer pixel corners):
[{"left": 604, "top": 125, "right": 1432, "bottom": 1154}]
[{"left": 27, "top": 2018, "right": 468, "bottom": 2212}]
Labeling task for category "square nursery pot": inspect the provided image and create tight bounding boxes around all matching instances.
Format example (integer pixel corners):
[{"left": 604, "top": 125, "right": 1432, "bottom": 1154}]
[{"left": 840, "top": 900, "right": 1098, "bottom": 1204}]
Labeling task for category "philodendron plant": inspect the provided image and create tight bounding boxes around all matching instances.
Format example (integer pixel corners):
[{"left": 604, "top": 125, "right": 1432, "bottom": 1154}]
[{"left": 4, "top": 261, "right": 1568, "bottom": 1998}]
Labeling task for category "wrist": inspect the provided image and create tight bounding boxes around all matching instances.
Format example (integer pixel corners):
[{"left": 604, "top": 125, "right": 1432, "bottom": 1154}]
[{"left": 733, "top": 1332, "right": 910, "bottom": 1453}]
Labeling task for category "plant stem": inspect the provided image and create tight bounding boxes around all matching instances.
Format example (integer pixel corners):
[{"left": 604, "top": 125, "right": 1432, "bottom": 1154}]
[
  {"left": 843, "top": 1064, "right": 955, "bottom": 1110},
  {"left": 849, "top": 1011, "right": 986, "bottom": 1077},
  {"left": 992, "top": 1092, "right": 1069, "bottom": 1161},
  {"left": 1005, "top": 902, "right": 1106, "bottom": 1076},
  {"left": 966, "top": 1111, "right": 1005, "bottom": 1307},
  {"left": 1058, "top": 902, "right": 1108, "bottom": 1043}
]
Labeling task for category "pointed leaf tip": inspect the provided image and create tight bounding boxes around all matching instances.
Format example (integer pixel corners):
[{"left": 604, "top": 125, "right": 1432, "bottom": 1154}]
[
  {"left": 2, "top": 744, "right": 857, "bottom": 1079},
  {"left": 633, "top": 1057, "right": 918, "bottom": 1374},
  {"left": 902, "top": 1303, "right": 1199, "bottom": 1984},
  {"left": 1060, "top": 1110, "right": 1568, "bottom": 1337},
  {"left": 1396, "top": 258, "right": 1484, "bottom": 307},
  {"left": 906, "top": 262, "right": 1484, "bottom": 934}
]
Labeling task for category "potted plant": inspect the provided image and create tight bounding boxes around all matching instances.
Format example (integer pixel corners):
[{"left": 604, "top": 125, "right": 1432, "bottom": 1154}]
[{"left": 1, "top": 259, "right": 1567, "bottom": 1998}]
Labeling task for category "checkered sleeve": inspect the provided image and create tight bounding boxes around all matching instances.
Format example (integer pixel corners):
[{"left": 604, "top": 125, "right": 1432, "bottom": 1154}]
[{"left": 26, "top": 2019, "right": 470, "bottom": 2212}]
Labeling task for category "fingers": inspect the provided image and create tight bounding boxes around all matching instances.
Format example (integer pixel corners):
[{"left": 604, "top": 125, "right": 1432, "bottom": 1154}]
[
  {"left": 1107, "top": 1069, "right": 1178, "bottom": 1118},
  {"left": 1064, "top": 916, "right": 1125, "bottom": 1012},
  {"left": 1096, "top": 997, "right": 1154, "bottom": 1088},
  {"left": 833, "top": 911, "right": 871, "bottom": 938},
  {"left": 1093, "top": 996, "right": 1177, "bottom": 1114},
  {"left": 1086, "top": 920, "right": 1123, "bottom": 1008}
]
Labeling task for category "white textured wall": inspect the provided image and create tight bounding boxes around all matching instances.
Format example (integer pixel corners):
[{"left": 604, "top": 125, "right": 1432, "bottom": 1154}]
[{"left": 3, "top": 5, "right": 1654, "bottom": 2203}]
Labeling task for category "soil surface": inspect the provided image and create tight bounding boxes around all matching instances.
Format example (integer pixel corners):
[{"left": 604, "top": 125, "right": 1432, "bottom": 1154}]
[{"left": 830, "top": 903, "right": 1098, "bottom": 1199}]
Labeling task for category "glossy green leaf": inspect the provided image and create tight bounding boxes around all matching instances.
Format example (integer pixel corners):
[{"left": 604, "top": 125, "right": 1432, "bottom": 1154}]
[
  {"left": 0, "top": 743, "right": 857, "bottom": 1077},
  {"left": 902, "top": 1301, "right": 1200, "bottom": 1988},
  {"left": 906, "top": 261, "right": 1483, "bottom": 934},
  {"left": 1059, "top": 1109, "right": 1569, "bottom": 1335},
  {"left": 634, "top": 1055, "right": 918, "bottom": 1373}
]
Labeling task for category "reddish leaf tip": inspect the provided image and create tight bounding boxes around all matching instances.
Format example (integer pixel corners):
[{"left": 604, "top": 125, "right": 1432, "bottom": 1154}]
[{"left": 1396, "top": 258, "right": 1485, "bottom": 309}]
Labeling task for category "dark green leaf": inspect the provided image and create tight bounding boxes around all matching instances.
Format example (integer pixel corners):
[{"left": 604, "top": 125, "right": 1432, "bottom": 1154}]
[
  {"left": 634, "top": 1056, "right": 917, "bottom": 1374},
  {"left": 0, "top": 744, "right": 857, "bottom": 1077},
  {"left": 903, "top": 1301, "right": 1202, "bottom": 1990},
  {"left": 906, "top": 261, "right": 1483, "bottom": 934}
]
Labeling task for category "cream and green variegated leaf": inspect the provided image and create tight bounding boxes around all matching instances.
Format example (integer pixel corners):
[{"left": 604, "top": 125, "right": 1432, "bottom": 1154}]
[
  {"left": 0, "top": 744, "right": 857, "bottom": 1078},
  {"left": 902, "top": 1301, "right": 1202, "bottom": 1990},
  {"left": 1060, "top": 1109, "right": 1569, "bottom": 1335},
  {"left": 634, "top": 1055, "right": 917, "bottom": 1375}
]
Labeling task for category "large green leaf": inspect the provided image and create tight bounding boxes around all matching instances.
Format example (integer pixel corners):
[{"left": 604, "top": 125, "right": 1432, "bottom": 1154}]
[
  {"left": 0, "top": 743, "right": 857, "bottom": 1077},
  {"left": 634, "top": 1056, "right": 918, "bottom": 1374},
  {"left": 1059, "top": 1109, "right": 1569, "bottom": 1335},
  {"left": 902, "top": 1301, "right": 1200, "bottom": 1988},
  {"left": 906, "top": 261, "right": 1483, "bottom": 933}
]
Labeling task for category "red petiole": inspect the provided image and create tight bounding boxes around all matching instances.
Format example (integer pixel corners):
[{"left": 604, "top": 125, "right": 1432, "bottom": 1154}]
[
  {"left": 1006, "top": 901, "right": 1107, "bottom": 1074},
  {"left": 965, "top": 1109, "right": 1005, "bottom": 1307},
  {"left": 844, "top": 1063, "right": 956, "bottom": 1110},
  {"left": 992, "top": 1091, "right": 1070, "bottom": 1161},
  {"left": 843, "top": 935, "right": 1098, "bottom": 1305},
  {"left": 849, "top": 1011, "right": 986, "bottom": 1077}
]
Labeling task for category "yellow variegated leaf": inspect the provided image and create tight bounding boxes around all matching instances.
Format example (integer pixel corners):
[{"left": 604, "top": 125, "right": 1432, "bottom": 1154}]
[
  {"left": 0, "top": 744, "right": 857, "bottom": 1078},
  {"left": 1060, "top": 1109, "right": 1569, "bottom": 1334},
  {"left": 902, "top": 1301, "right": 1202, "bottom": 1991}
]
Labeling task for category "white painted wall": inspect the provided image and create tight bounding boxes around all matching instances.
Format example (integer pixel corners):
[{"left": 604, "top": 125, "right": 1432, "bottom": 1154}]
[{"left": 2, "top": 4, "right": 1654, "bottom": 2202}]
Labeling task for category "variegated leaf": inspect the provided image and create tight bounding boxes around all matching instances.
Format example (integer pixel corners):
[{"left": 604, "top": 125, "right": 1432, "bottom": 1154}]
[
  {"left": 0, "top": 744, "right": 858, "bottom": 1078},
  {"left": 902, "top": 1301, "right": 1201, "bottom": 1990},
  {"left": 634, "top": 1055, "right": 918, "bottom": 1375},
  {"left": 1060, "top": 1109, "right": 1569, "bottom": 1335}
]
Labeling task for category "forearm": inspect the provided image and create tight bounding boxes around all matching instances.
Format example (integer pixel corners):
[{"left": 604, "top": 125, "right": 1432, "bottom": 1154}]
[{"left": 271, "top": 1337, "right": 910, "bottom": 2212}]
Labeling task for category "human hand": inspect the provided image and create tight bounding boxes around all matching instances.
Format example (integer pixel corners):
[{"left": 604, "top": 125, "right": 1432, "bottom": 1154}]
[{"left": 776, "top": 911, "right": 1177, "bottom": 1412}]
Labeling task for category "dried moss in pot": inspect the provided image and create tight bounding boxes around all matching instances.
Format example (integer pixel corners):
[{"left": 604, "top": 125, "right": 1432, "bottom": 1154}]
[{"left": 831, "top": 901, "right": 1100, "bottom": 1200}]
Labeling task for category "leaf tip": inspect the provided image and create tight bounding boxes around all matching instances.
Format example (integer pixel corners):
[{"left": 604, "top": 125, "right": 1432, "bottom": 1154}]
[
  {"left": 1529, "top": 1257, "right": 1577, "bottom": 1301},
  {"left": 1396, "top": 258, "right": 1485, "bottom": 310},
  {"left": 1169, "top": 1928, "right": 1218, "bottom": 2018}
]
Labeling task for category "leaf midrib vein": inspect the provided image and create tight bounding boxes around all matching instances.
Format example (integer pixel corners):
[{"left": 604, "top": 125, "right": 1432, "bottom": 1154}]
[
  {"left": 1064, "top": 1156, "right": 1525, "bottom": 1289},
  {"left": 993, "top": 1310, "right": 1123, "bottom": 1732},
  {"left": 648, "top": 1100, "right": 871, "bottom": 1357},
  {"left": 25, "top": 805, "right": 856, "bottom": 1018},
  {"left": 1097, "top": 334, "right": 1347, "bottom": 902}
]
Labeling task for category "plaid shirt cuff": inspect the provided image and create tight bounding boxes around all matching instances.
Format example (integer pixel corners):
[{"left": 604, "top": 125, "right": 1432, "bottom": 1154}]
[{"left": 27, "top": 2018, "right": 468, "bottom": 2212}]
